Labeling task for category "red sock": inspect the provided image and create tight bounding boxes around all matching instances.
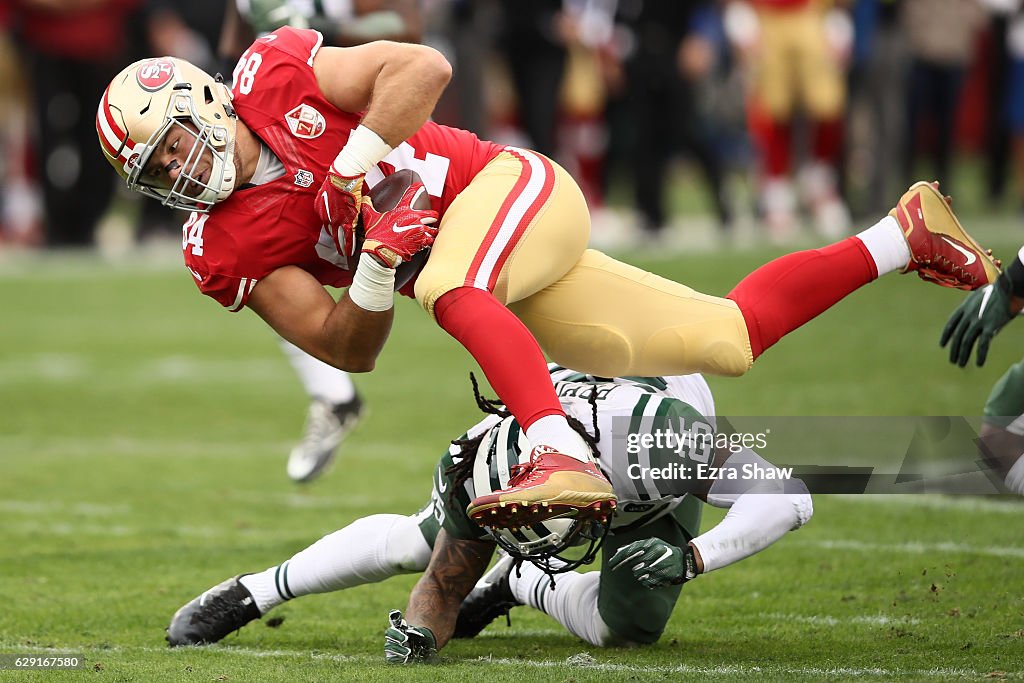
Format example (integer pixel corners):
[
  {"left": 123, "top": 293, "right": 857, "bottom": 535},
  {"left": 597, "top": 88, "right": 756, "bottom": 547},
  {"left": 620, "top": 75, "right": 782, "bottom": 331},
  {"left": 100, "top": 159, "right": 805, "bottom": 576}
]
[
  {"left": 763, "top": 119, "right": 793, "bottom": 177},
  {"left": 726, "top": 237, "right": 878, "bottom": 359},
  {"left": 434, "top": 287, "right": 563, "bottom": 429},
  {"left": 811, "top": 117, "right": 844, "bottom": 164}
]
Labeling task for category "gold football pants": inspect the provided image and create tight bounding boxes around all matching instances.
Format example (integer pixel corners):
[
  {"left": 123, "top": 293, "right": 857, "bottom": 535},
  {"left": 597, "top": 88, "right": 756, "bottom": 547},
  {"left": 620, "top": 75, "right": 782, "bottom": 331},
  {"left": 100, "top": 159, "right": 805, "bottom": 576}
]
[
  {"left": 414, "top": 149, "right": 753, "bottom": 378},
  {"left": 753, "top": 4, "right": 845, "bottom": 120}
]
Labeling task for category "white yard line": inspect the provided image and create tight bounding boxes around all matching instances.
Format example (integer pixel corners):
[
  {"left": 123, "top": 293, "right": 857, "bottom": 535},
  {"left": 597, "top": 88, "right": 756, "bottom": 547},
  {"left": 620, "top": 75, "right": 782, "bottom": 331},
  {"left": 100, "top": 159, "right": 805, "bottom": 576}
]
[
  {"left": 0, "top": 354, "right": 290, "bottom": 386},
  {"left": 756, "top": 613, "right": 920, "bottom": 626},
  {"left": 0, "top": 435, "right": 292, "bottom": 458},
  {"left": 800, "top": 538, "right": 1024, "bottom": 559},
  {"left": 0, "top": 500, "right": 131, "bottom": 516},
  {"left": 832, "top": 494, "right": 1024, "bottom": 515}
]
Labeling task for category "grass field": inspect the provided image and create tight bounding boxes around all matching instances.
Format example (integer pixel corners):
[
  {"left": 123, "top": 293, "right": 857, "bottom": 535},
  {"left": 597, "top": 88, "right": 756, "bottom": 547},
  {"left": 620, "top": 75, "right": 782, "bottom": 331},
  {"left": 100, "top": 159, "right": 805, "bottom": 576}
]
[{"left": 2, "top": 223, "right": 1023, "bottom": 682}]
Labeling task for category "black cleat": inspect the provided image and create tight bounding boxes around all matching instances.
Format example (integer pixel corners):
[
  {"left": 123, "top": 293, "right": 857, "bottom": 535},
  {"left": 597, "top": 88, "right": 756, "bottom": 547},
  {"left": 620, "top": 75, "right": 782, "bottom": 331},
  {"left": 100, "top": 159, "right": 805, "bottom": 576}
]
[
  {"left": 166, "top": 576, "right": 262, "bottom": 646},
  {"left": 453, "top": 554, "right": 522, "bottom": 639}
]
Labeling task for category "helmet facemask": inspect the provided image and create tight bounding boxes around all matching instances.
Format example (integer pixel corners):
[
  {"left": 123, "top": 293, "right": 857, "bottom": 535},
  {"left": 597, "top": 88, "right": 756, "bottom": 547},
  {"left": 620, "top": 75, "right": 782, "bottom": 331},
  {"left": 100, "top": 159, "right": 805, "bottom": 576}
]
[
  {"left": 488, "top": 515, "right": 611, "bottom": 576},
  {"left": 128, "top": 84, "right": 236, "bottom": 213}
]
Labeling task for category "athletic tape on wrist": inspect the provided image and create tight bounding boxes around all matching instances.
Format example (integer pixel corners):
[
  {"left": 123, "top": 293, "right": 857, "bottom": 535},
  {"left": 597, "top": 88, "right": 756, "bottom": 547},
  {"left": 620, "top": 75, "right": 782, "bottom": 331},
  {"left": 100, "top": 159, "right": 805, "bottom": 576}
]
[
  {"left": 348, "top": 257, "right": 396, "bottom": 312},
  {"left": 331, "top": 125, "right": 393, "bottom": 178}
]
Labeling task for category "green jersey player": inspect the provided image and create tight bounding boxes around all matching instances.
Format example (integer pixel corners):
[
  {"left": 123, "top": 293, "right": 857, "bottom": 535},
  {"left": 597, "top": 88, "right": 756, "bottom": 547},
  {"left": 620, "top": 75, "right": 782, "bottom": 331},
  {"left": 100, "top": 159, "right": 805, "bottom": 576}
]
[
  {"left": 166, "top": 367, "right": 812, "bottom": 661},
  {"left": 222, "top": 0, "right": 421, "bottom": 55}
]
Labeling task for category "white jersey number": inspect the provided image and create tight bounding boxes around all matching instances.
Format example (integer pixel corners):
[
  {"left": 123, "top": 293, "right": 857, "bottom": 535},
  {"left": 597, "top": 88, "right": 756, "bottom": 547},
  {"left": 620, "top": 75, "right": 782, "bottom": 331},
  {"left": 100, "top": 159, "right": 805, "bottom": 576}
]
[
  {"left": 366, "top": 142, "right": 451, "bottom": 199},
  {"left": 319, "top": 142, "right": 451, "bottom": 270},
  {"left": 182, "top": 213, "right": 207, "bottom": 256},
  {"left": 232, "top": 51, "right": 263, "bottom": 95}
]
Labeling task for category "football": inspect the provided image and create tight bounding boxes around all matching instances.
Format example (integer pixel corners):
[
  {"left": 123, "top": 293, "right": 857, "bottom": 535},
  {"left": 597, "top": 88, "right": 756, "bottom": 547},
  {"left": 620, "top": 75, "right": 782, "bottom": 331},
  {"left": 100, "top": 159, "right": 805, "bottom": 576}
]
[{"left": 356, "top": 169, "right": 434, "bottom": 290}]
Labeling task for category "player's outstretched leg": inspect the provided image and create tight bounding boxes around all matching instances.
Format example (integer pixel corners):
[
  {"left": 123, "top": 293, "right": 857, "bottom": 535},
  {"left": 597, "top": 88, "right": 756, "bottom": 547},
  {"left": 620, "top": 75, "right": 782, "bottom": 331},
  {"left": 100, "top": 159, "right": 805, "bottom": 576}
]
[
  {"left": 435, "top": 287, "right": 616, "bottom": 528},
  {"left": 166, "top": 514, "right": 432, "bottom": 646},
  {"left": 727, "top": 181, "right": 1001, "bottom": 361}
]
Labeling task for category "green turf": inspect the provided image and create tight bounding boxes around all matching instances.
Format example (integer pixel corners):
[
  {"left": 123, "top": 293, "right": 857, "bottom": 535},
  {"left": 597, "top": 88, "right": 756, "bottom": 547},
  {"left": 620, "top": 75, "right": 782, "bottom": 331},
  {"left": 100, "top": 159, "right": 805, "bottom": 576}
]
[{"left": 1, "top": 228, "right": 1023, "bottom": 682}]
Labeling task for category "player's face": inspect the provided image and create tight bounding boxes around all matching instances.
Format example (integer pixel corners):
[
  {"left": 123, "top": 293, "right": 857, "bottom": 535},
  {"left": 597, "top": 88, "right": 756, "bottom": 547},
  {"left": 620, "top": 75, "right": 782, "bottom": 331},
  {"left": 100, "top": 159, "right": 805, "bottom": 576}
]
[{"left": 140, "top": 121, "right": 214, "bottom": 199}]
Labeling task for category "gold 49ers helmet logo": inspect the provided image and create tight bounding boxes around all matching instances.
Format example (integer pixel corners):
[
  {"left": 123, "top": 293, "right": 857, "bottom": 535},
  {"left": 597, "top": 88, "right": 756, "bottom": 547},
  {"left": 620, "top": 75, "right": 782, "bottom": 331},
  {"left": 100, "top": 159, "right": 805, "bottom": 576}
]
[{"left": 137, "top": 59, "right": 175, "bottom": 92}]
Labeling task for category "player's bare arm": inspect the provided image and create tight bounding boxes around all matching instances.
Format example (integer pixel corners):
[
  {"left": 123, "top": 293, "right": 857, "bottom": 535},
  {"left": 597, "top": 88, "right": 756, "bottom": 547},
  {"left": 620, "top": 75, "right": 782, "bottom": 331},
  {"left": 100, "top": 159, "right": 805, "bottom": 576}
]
[
  {"left": 247, "top": 265, "right": 393, "bottom": 373},
  {"left": 404, "top": 531, "right": 494, "bottom": 649},
  {"left": 311, "top": 41, "right": 451, "bottom": 146}
]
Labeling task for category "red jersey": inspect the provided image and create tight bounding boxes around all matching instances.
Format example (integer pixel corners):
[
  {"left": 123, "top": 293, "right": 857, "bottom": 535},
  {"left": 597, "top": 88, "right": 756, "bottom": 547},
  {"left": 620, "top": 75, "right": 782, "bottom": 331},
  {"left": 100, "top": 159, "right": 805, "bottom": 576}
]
[
  {"left": 15, "top": 0, "right": 140, "bottom": 60},
  {"left": 183, "top": 27, "right": 503, "bottom": 311}
]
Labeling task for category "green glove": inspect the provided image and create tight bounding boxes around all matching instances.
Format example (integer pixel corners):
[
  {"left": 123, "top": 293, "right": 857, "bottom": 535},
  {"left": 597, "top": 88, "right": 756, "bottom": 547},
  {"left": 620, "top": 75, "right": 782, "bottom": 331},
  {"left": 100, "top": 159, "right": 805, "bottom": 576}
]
[
  {"left": 608, "top": 538, "right": 698, "bottom": 589},
  {"left": 384, "top": 610, "right": 437, "bottom": 664},
  {"left": 941, "top": 280, "right": 1015, "bottom": 367}
]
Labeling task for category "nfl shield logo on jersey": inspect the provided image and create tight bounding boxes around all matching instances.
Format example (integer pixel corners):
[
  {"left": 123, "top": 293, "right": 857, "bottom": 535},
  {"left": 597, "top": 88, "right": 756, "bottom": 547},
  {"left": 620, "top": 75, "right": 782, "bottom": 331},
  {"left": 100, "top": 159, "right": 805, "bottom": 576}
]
[
  {"left": 285, "top": 104, "right": 326, "bottom": 139},
  {"left": 294, "top": 170, "right": 314, "bottom": 188}
]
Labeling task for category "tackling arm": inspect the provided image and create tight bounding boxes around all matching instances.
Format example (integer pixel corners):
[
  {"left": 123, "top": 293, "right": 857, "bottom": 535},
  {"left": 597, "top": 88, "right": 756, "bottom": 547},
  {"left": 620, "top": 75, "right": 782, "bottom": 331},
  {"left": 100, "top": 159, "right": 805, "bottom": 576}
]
[
  {"left": 403, "top": 530, "right": 495, "bottom": 650},
  {"left": 690, "top": 445, "right": 813, "bottom": 574},
  {"left": 612, "top": 444, "right": 813, "bottom": 588},
  {"left": 247, "top": 265, "right": 392, "bottom": 373}
]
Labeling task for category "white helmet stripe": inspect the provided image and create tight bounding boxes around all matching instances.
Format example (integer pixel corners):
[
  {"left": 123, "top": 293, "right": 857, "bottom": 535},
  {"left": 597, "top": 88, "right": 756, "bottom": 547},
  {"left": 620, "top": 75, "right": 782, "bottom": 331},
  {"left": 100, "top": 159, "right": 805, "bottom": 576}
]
[
  {"left": 494, "top": 417, "right": 514, "bottom": 488},
  {"left": 471, "top": 436, "right": 492, "bottom": 501},
  {"left": 97, "top": 97, "right": 131, "bottom": 165}
]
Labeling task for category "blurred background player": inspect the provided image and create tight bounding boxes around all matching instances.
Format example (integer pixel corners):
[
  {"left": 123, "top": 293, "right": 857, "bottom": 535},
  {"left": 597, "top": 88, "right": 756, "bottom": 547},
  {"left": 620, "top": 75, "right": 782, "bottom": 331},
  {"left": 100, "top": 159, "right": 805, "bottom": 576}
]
[
  {"left": 164, "top": 367, "right": 812, "bottom": 656},
  {"left": 8, "top": 0, "right": 141, "bottom": 249},
  {"left": 0, "top": 2, "right": 40, "bottom": 247},
  {"left": 724, "top": 0, "right": 852, "bottom": 241},
  {"left": 609, "top": 0, "right": 734, "bottom": 241},
  {"left": 900, "top": 0, "right": 986, "bottom": 200}
]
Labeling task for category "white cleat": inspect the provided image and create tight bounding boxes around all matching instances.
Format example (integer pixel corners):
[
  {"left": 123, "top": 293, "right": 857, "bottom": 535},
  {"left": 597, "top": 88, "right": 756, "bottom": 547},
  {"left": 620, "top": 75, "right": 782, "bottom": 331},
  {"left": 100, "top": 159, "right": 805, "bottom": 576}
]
[{"left": 287, "top": 395, "right": 364, "bottom": 483}]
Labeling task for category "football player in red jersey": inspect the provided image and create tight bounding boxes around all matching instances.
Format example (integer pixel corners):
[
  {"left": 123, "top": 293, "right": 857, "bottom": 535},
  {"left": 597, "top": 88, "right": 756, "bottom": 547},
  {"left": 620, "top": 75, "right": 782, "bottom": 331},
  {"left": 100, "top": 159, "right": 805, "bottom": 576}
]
[{"left": 98, "top": 28, "right": 1000, "bottom": 530}]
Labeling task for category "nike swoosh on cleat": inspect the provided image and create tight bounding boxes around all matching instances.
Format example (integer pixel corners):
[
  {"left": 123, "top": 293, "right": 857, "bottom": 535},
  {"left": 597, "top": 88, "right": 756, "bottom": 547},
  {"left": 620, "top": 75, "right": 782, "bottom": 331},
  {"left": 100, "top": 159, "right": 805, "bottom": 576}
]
[{"left": 940, "top": 236, "right": 977, "bottom": 266}]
